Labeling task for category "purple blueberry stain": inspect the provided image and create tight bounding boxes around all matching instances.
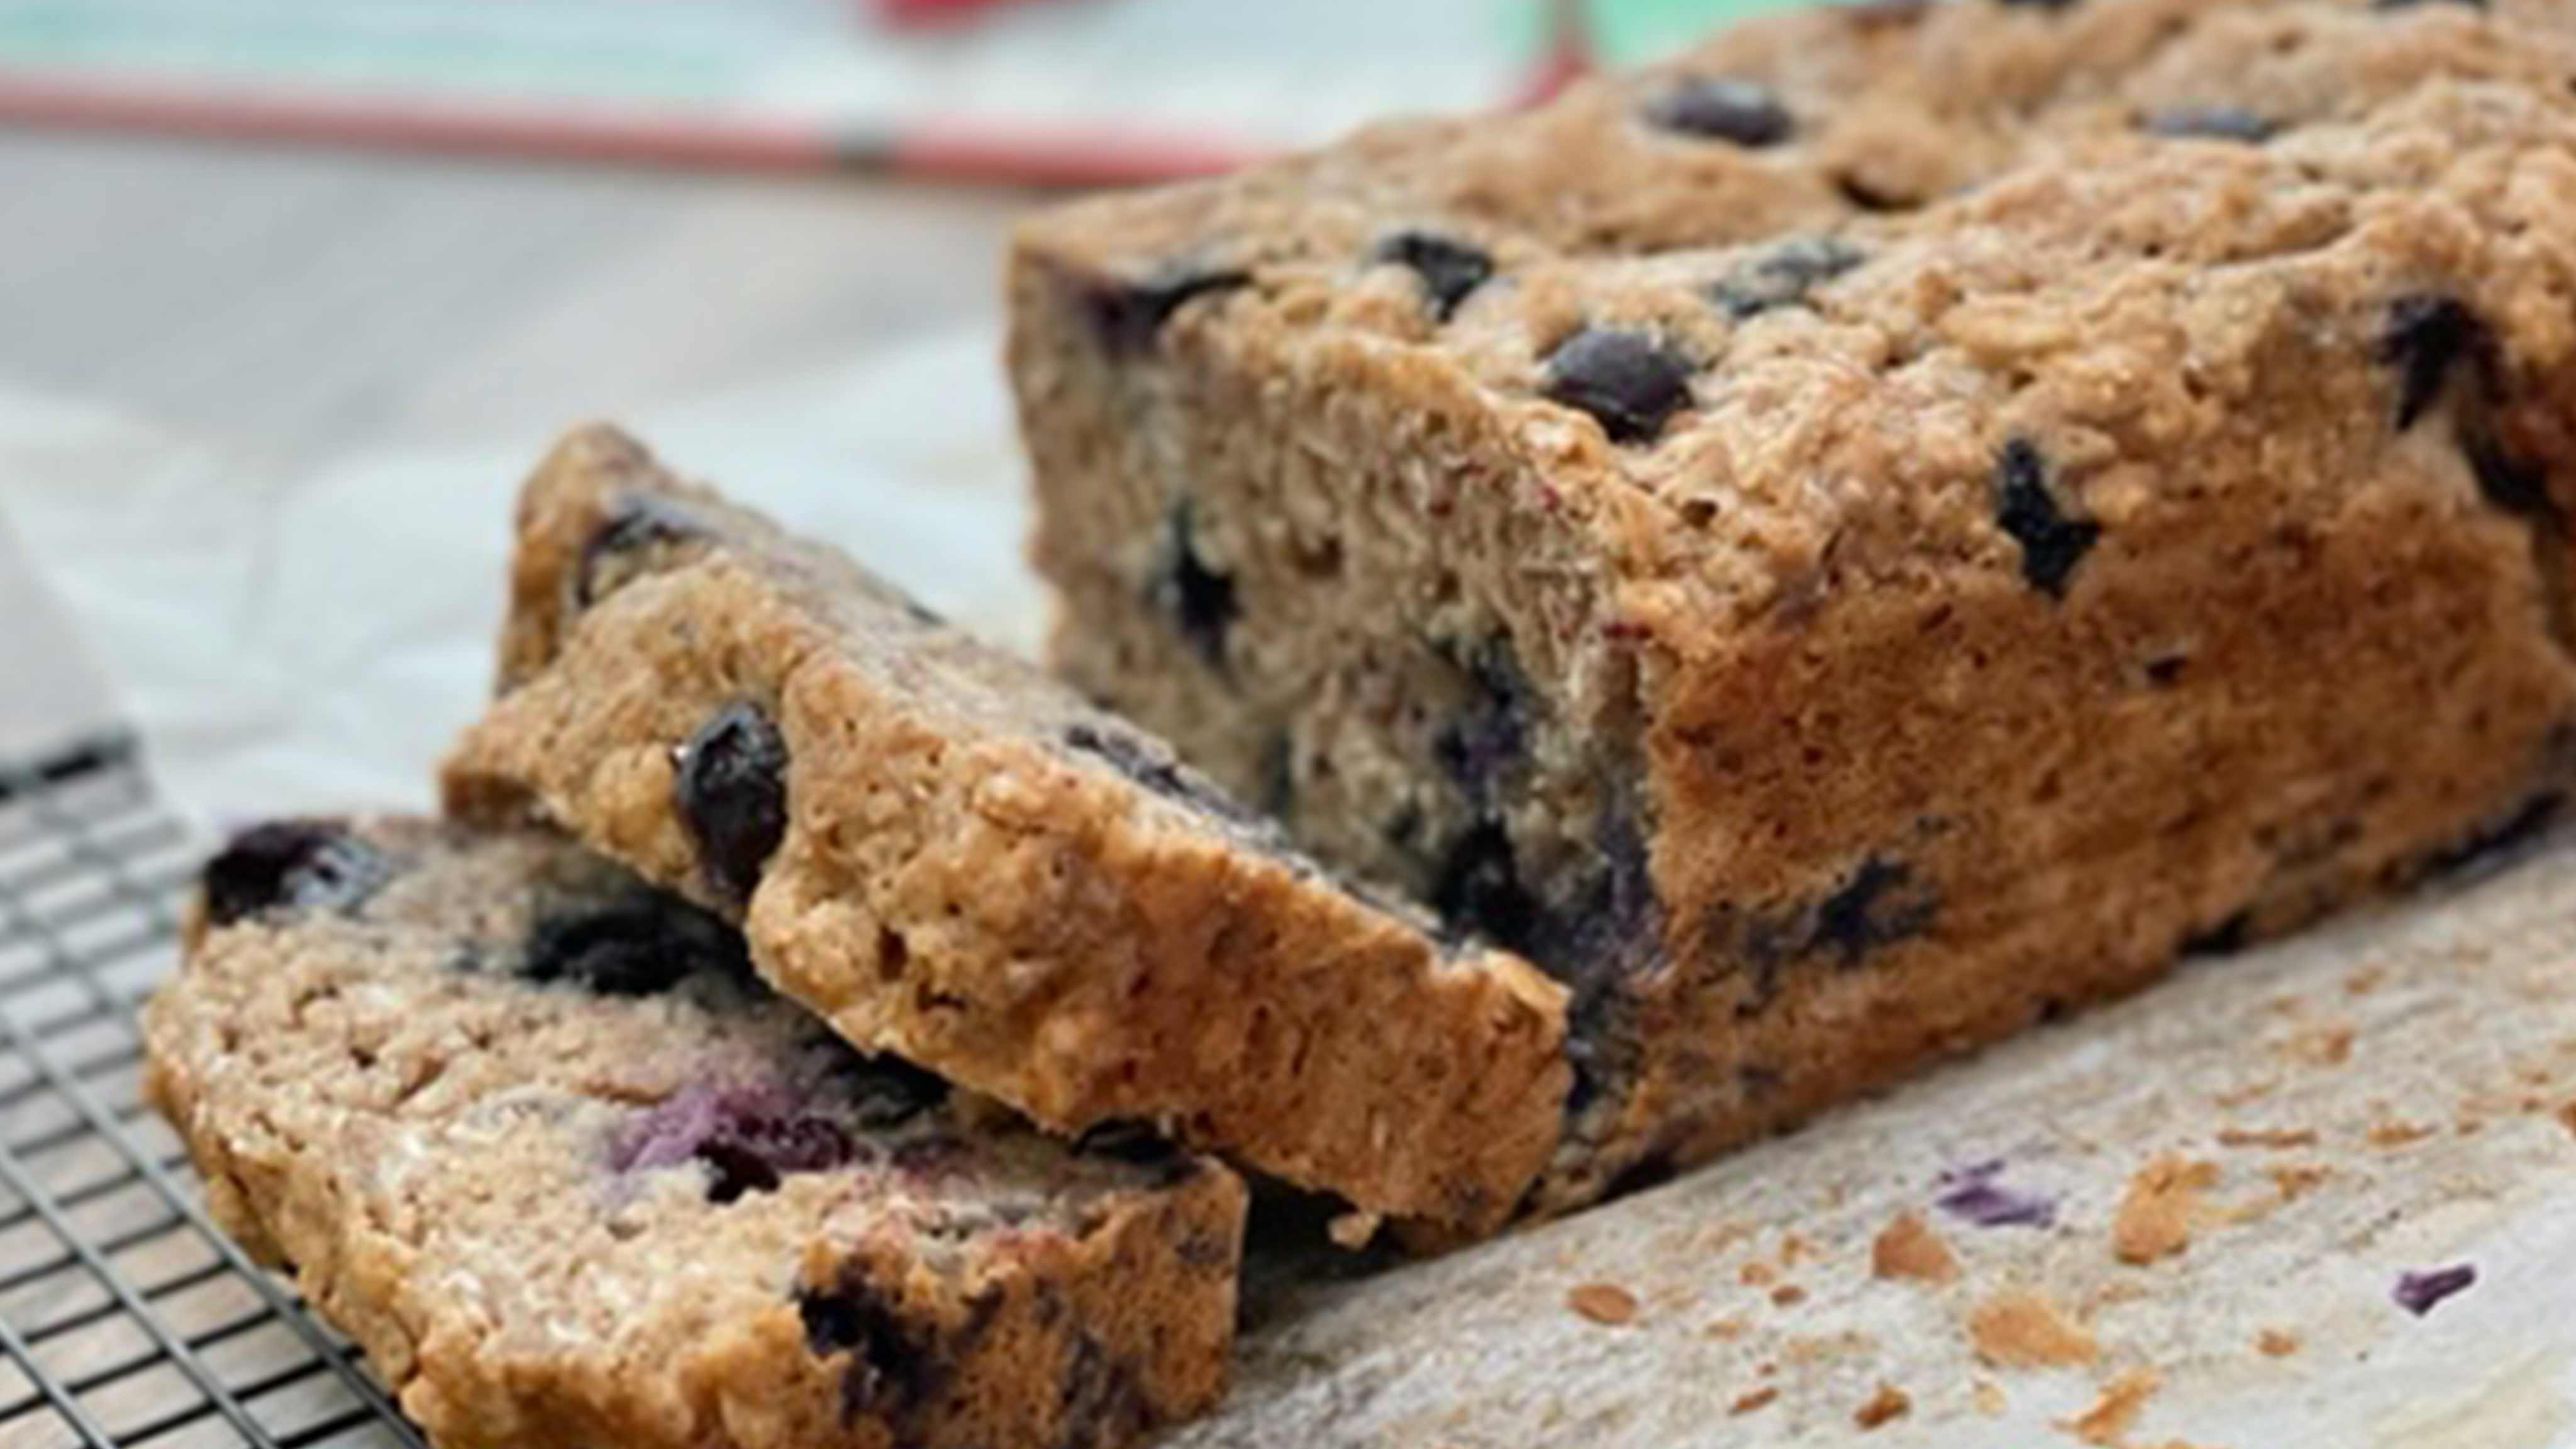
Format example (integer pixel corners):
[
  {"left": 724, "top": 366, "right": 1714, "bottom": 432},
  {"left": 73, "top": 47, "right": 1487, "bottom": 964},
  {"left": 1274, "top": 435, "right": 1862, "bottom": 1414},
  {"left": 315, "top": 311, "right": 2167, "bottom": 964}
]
[
  {"left": 2394, "top": 1263, "right": 2477, "bottom": 1317},
  {"left": 616, "top": 1082, "right": 853, "bottom": 1203},
  {"left": 673, "top": 701, "right": 790, "bottom": 903},
  {"left": 1153, "top": 502, "right": 1238, "bottom": 672},
  {"left": 1935, "top": 1160, "right": 2058, "bottom": 1229}
]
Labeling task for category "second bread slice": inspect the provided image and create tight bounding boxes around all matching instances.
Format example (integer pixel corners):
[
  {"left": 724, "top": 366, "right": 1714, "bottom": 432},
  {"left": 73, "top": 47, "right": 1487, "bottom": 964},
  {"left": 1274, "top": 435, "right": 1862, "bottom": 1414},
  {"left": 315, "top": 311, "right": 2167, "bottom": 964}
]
[{"left": 443, "top": 425, "right": 1570, "bottom": 1235}]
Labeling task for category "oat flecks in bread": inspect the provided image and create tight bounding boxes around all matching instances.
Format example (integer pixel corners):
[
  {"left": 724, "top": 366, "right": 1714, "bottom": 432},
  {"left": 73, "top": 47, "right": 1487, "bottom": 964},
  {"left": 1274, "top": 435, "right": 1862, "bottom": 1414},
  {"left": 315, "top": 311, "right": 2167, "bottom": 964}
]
[
  {"left": 143, "top": 817, "right": 1245, "bottom": 1449},
  {"left": 1013, "top": 0, "right": 2576, "bottom": 1218},
  {"left": 441, "top": 426, "right": 1571, "bottom": 1235}
]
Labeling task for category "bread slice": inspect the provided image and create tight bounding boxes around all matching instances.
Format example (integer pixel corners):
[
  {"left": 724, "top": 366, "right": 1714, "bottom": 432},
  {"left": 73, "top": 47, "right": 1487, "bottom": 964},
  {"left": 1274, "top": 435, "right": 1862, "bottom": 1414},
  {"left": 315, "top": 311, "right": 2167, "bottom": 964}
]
[{"left": 143, "top": 816, "right": 1244, "bottom": 1449}]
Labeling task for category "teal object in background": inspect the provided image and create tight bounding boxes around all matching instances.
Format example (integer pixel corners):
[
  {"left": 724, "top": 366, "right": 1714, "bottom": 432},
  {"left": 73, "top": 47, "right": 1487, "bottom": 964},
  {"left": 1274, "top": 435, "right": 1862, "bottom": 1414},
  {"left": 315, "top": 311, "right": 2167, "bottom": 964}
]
[{"left": 1518, "top": 0, "right": 1816, "bottom": 67}]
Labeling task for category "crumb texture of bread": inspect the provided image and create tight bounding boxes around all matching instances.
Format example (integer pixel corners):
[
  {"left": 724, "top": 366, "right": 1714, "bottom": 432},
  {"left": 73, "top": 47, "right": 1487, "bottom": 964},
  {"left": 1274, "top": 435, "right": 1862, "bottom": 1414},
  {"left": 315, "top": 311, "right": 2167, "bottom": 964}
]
[
  {"left": 443, "top": 426, "right": 1572, "bottom": 1235},
  {"left": 1011, "top": 0, "right": 2576, "bottom": 1215},
  {"left": 143, "top": 817, "right": 1244, "bottom": 1449}
]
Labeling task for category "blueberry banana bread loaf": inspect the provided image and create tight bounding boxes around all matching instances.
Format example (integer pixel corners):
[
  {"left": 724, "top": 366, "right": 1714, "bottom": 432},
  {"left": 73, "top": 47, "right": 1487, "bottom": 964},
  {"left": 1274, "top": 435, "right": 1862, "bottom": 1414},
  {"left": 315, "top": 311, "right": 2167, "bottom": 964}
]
[
  {"left": 1013, "top": 43, "right": 2576, "bottom": 1211},
  {"left": 143, "top": 817, "right": 1245, "bottom": 1449},
  {"left": 440, "top": 426, "right": 1568, "bottom": 1235}
]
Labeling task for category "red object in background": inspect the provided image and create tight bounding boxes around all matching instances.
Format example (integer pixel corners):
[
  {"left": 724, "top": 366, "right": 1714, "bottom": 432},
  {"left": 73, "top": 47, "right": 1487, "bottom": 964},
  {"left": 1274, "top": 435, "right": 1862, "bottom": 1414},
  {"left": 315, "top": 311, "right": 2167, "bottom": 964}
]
[{"left": 873, "top": 0, "right": 1044, "bottom": 26}]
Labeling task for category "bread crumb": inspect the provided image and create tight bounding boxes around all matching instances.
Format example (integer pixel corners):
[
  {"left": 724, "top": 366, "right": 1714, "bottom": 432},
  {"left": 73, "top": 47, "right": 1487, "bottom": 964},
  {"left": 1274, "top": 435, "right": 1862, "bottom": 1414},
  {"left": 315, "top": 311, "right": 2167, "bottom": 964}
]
[
  {"left": 1853, "top": 1383, "right": 1911, "bottom": 1431},
  {"left": 1782, "top": 1331, "right": 1875, "bottom": 1365},
  {"left": 2256, "top": 1328, "right": 2301, "bottom": 1357},
  {"left": 2278, "top": 1021, "right": 2355, "bottom": 1067},
  {"left": 2558, "top": 1101, "right": 2576, "bottom": 1138},
  {"left": 1729, "top": 1387, "right": 1778, "bottom": 1416},
  {"left": 1705, "top": 1316, "right": 1747, "bottom": 1340},
  {"left": 1872, "top": 1211, "right": 1960, "bottom": 1284},
  {"left": 2061, "top": 1367, "right": 2160, "bottom": 1446},
  {"left": 1968, "top": 1289, "right": 2098, "bottom": 1367},
  {"left": 2114, "top": 1157, "right": 2218, "bottom": 1264},
  {"left": 1739, "top": 1260, "right": 1778, "bottom": 1288},
  {"left": 2367, "top": 1119, "right": 2434, "bottom": 1148},
  {"left": 1326, "top": 1210, "right": 1382, "bottom": 1249},
  {"left": 2214, "top": 1126, "right": 2317, "bottom": 1150},
  {"left": 1567, "top": 1283, "right": 1638, "bottom": 1325},
  {"left": 2344, "top": 965, "right": 2387, "bottom": 995},
  {"left": 1771, "top": 1284, "right": 1807, "bottom": 1307},
  {"left": 2213, "top": 1078, "right": 2279, "bottom": 1108},
  {"left": 1973, "top": 1378, "right": 2007, "bottom": 1418},
  {"left": 2268, "top": 1163, "right": 2330, "bottom": 1202},
  {"left": 1779, "top": 1233, "right": 1813, "bottom": 1265}
]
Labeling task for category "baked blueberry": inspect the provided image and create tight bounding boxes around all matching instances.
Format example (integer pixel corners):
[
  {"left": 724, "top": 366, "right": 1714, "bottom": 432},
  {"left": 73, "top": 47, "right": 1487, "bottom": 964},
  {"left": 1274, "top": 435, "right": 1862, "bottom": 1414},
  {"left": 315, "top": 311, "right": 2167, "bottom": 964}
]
[
  {"left": 674, "top": 702, "right": 791, "bottom": 902},
  {"left": 1711, "top": 236, "right": 1864, "bottom": 319},
  {"left": 1993, "top": 439, "right": 2101, "bottom": 597},
  {"left": 1154, "top": 504, "right": 1238, "bottom": 670},
  {"left": 797, "top": 1279, "right": 938, "bottom": 1421},
  {"left": 616, "top": 1082, "right": 853, "bottom": 1202},
  {"left": 1375, "top": 231, "right": 1495, "bottom": 321},
  {"left": 2140, "top": 105, "right": 2277, "bottom": 142},
  {"left": 1643, "top": 77, "right": 1796, "bottom": 147},
  {"left": 1433, "top": 640, "right": 1530, "bottom": 802},
  {"left": 1543, "top": 328, "right": 1696, "bottom": 445},
  {"left": 523, "top": 891, "right": 748, "bottom": 996},
  {"left": 577, "top": 493, "right": 705, "bottom": 607},
  {"left": 1432, "top": 820, "right": 1543, "bottom": 953},
  {"left": 1084, "top": 264, "right": 1251, "bottom": 355},
  {"left": 1809, "top": 857, "right": 1935, "bottom": 966},
  {"left": 202, "top": 821, "right": 392, "bottom": 927},
  {"left": 2379, "top": 294, "right": 2485, "bottom": 430}
]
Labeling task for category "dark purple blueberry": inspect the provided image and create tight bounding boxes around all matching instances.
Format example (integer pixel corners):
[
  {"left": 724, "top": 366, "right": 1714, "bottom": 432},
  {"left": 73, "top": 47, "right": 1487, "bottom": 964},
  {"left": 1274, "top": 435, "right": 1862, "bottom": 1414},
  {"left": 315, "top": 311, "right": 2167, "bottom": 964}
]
[
  {"left": 1543, "top": 328, "right": 1696, "bottom": 445},
  {"left": 201, "top": 822, "right": 392, "bottom": 927},
  {"left": 1064, "top": 721, "right": 1258, "bottom": 826},
  {"left": 835, "top": 1053, "right": 951, "bottom": 1130},
  {"left": 1149, "top": 502, "right": 1240, "bottom": 672},
  {"left": 1710, "top": 235, "right": 1864, "bottom": 319},
  {"left": 1643, "top": 77, "right": 1796, "bottom": 147},
  {"left": 2140, "top": 105, "right": 2277, "bottom": 142},
  {"left": 1074, "top": 1120, "right": 1189, "bottom": 1180},
  {"left": 673, "top": 701, "right": 789, "bottom": 902},
  {"left": 616, "top": 1083, "right": 853, "bottom": 1202},
  {"left": 523, "top": 891, "right": 748, "bottom": 997},
  {"left": 1433, "top": 640, "right": 1530, "bottom": 803},
  {"left": 1083, "top": 264, "right": 1251, "bottom": 355},
  {"left": 575, "top": 493, "right": 705, "bottom": 608},
  {"left": 1375, "top": 231, "right": 1495, "bottom": 321},
  {"left": 2465, "top": 433, "right": 2550, "bottom": 516},
  {"left": 1993, "top": 438, "right": 2101, "bottom": 597},
  {"left": 2393, "top": 1263, "right": 2477, "bottom": 1316},
  {"left": 2379, "top": 294, "right": 2485, "bottom": 431},
  {"left": 1431, "top": 820, "right": 1543, "bottom": 954},
  {"left": 1809, "top": 857, "right": 1935, "bottom": 965},
  {"left": 2180, "top": 908, "right": 2253, "bottom": 957},
  {"left": 1934, "top": 1160, "right": 2058, "bottom": 1228},
  {"left": 797, "top": 1277, "right": 938, "bottom": 1423}
]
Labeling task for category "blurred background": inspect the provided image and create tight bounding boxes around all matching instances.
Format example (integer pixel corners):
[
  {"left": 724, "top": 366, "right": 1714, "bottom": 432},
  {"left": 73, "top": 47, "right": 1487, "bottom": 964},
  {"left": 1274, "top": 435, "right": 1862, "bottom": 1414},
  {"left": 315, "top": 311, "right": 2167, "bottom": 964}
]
[{"left": 0, "top": 0, "right": 1779, "bottom": 816}]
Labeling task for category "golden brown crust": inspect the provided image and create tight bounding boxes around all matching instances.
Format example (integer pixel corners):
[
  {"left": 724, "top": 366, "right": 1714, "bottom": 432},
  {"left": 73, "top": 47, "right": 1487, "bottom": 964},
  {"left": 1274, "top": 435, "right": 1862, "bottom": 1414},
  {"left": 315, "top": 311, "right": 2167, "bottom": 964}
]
[
  {"left": 443, "top": 428, "right": 1570, "bottom": 1234},
  {"left": 1013, "top": 0, "right": 2576, "bottom": 1217},
  {"left": 143, "top": 818, "right": 1243, "bottom": 1449}
]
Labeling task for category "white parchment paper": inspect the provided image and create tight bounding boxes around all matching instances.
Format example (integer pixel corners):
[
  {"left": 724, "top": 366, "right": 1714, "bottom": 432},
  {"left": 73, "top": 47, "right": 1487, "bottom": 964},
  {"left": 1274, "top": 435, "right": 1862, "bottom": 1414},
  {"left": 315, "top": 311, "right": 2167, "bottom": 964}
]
[{"left": 1, "top": 326, "right": 1038, "bottom": 829}]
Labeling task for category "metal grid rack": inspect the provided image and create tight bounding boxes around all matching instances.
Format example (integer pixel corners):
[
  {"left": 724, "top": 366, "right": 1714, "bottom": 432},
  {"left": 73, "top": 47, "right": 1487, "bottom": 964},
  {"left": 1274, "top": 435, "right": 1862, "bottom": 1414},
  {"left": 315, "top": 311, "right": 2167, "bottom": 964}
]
[{"left": 0, "top": 736, "right": 423, "bottom": 1449}]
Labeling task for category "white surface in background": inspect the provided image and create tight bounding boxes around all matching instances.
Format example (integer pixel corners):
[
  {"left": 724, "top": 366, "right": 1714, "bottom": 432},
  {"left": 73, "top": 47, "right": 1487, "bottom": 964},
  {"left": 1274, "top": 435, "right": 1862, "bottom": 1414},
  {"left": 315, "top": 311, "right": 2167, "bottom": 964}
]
[{"left": 0, "top": 325, "right": 1036, "bottom": 828}]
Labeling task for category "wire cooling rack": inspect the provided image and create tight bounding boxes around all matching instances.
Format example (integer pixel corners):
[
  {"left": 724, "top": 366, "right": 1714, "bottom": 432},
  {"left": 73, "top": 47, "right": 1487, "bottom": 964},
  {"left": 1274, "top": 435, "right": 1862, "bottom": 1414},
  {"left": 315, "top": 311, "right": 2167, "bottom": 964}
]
[{"left": 0, "top": 736, "right": 423, "bottom": 1449}]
